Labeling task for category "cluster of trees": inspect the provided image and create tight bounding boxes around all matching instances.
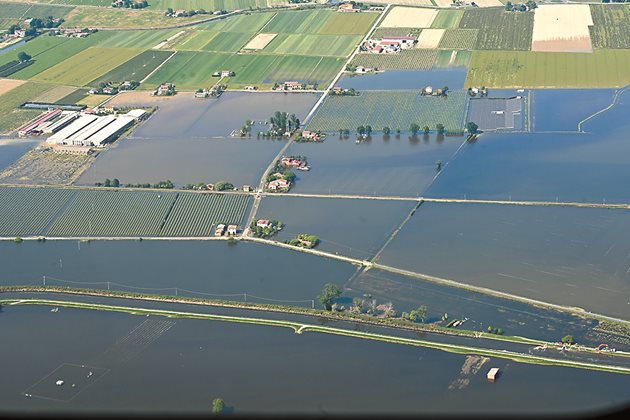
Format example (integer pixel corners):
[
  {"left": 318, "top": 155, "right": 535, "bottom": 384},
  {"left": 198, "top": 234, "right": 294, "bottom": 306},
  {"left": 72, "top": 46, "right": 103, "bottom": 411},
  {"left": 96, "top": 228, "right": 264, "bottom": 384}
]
[
  {"left": 402, "top": 305, "right": 428, "bottom": 323},
  {"left": 212, "top": 398, "right": 225, "bottom": 414},
  {"left": 466, "top": 121, "right": 479, "bottom": 135},
  {"left": 504, "top": 1, "right": 537, "bottom": 11},
  {"left": 112, "top": 0, "right": 148, "bottom": 9},
  {"left": 165, "top": 8, "right": 226, "bottom": 17},
  {"left": 318, "top": 283, "right": 342, "bottom": 311},
  {"left": 356, "top": 125, "right": 373, "bottom": 139},
  {"left": 410, "top": 123, "right": 445, "bottom": 136},
  {"left": 96, "top": 179, "right": 174, "bottom": 189},
  {"left": 287, "top": 233, "right": 319, "bottom": 249},
  {"left": 268, "top": 111, "right": 300, "bottom": 137},
  {"left": 487, "top": 325, "right": 505, "bottom": 335},
  {"left": 240, "top": 120, "right": 253, "bottom": 137},
  {"left": 214, "top": 181, "right": 234, "bottom": 191},
  {"left": 250, "top": 220, "right": 284, "bottom": 239},
  {"left": 561, "top": 335, "right": 575, "bottom": 345},
  {"left": 17, "top": 52, "right": 31, "bottom": 63}
]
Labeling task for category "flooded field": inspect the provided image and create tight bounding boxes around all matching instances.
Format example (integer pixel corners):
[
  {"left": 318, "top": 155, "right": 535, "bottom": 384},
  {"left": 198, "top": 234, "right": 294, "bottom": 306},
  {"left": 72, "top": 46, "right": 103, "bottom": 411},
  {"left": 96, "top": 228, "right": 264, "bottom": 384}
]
[
  {"left": 0, "top": 138, "right": 40, "bottom": 171},
  {"left": 345, "top": 268, "right": 623, "bottom": 349},
  {"left": 2, "top": 304, "right": 629, "bottom": 414},
  {"left": 0, "top": 240, "right": 356, "bottom": 307},
  {"left": 426, "top": 131, "right": 630, "bottom": 203},
  {"left": 530, "top": 89, "right": 615, "bottom": 132},
  {"left": 256, "top": 196, "right": 415, "bottom": 260},
  {"left": 337, "top": 68, "right": 468, "bottom": 91},
  {"left": 378, "top": 202, "right": 630, "bottom": 319},
  {"left": 77, "top": 92, "right": 319, "bottom": 187},
  {"left": 285, "top": 134, "right": 465, "bottom": 197}
]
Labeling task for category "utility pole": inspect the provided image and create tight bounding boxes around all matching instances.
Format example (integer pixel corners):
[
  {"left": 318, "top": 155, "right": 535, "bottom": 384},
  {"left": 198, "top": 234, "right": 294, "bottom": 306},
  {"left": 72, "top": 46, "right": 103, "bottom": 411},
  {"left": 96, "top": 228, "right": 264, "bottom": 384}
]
[
  {"left": 43, "top": 275, "right": 46, "bottom": 286},
  {"left": 244, "top": 293, "right": 247, "bottom": 303}
]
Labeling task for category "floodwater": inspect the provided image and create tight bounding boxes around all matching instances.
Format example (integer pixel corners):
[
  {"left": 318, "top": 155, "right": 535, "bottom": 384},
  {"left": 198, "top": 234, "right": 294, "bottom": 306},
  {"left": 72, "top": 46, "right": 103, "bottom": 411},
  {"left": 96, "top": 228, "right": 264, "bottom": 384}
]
[
  {"left": 337, "top": 68, "right": 468, "bottom": 91},
  {"left": 0, "top": 138, "right": 39, "bottom": 170},
  {"left": 0, "top": 240, "right": 356, "bottom": 308},
  {"left": 428, "top": 87, "right": 630, "bottom": 202},
  {"left": 345, "top": 268, "right": 617, "bottom": 349},
  {"left": 530, "top": 89, "right": 615, "bottom": 132},
  {"left": 1, "top": 304, "right": 629, "bottom": 414},
  {"left": 377, "top": 202, "right": 630, "bottom": 319},
  {"left": 256, "top": 196, "right": 416, "bottom": 260},
  {"left": 77, "top": 92, "right": 319, "bottom": 187},
  {"left": 285, "top": 134, "right": 465, "bottom": 197}
]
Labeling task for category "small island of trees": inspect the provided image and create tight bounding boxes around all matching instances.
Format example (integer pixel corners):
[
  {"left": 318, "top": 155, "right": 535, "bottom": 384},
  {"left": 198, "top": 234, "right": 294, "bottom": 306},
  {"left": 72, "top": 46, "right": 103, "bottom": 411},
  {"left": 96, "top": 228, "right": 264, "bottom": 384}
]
[
  {"left": 250, "top": 219, "right": 284, "bottom": 238},
  {"left": 287, "top": 233, "right": 319, "bottom": 249}
]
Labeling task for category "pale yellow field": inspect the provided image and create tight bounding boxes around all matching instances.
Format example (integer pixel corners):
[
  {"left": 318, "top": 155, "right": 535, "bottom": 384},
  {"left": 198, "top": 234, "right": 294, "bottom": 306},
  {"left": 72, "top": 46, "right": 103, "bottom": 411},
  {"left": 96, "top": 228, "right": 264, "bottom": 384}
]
[
  {"left": 433, "top": 0, "right": 455, "bottom": 7},
  {"left": 243, "top": 33, "right": 277, "bottom": 50},
  {"left": 380, "top": 7, "right": 438, "bottom": 28},
  {"left": 0, "top": 79, "right": 26, "bottom": 96},
  {"left": 416, "top": 29, "right": 445, "bottom": 49},
  {"left": 106, "top": 91, "right": 176, "bottom": 107},
  {"left": 31, "top": 85, "right": 78, "bottom": 103},
  {"left": 532, "top": 4, "right": 593, "bottom": 52},
  {"left": 473, "top": 0, "right": 503, "bottom": 7}
]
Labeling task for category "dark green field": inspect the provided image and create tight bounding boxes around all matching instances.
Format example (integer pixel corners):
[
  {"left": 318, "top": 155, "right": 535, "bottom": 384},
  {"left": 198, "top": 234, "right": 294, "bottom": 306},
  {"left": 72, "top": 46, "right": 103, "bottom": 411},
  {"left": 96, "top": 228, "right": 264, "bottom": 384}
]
[{"left": 89, "top": 50, "right": 174, "bottom": 86}]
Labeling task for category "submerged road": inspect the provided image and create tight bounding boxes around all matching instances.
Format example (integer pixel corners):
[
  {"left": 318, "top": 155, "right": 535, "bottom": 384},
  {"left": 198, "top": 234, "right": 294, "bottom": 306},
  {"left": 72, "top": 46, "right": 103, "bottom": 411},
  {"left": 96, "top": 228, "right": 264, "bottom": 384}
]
[{"left": 4, "top": 297, "right": 629, "bottom": 375}]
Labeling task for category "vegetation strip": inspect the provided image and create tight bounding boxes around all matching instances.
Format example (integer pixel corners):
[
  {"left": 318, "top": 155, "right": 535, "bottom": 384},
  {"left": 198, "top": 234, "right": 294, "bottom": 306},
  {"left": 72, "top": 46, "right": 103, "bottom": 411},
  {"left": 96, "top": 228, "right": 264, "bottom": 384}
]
[{"left": 3, "top": 296, "right": 630, "bottom": 375}]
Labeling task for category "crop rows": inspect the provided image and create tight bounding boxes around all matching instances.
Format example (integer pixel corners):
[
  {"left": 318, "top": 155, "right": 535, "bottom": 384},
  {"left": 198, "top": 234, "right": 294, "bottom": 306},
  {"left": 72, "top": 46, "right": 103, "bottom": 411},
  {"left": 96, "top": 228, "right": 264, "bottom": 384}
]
[
  {"left": 351, "top": 50, "right": 438, "bottom": 70},
  {"left": 89, "top": 50, "right": 173, "bottom": 87},
  {"left": 307, "top": 90, "right": 468, "bottom": 134},
  {"left": 438, "top": 29, "right": 478, "bottom": 50},
  {"left": 0, "top": 187, "right": 75, "bottom": 237},
  {"left": 48, "top": 190, "right": 178, "bottom": 237},
  {"left": 589, "top": 4, "right": 630, "bottom": 49},
  {"left": 459, "top": 9, "right": 533, "bottom": 51},
  {"left": 161, "top": 193, "right": 251, "bottom": 237}
]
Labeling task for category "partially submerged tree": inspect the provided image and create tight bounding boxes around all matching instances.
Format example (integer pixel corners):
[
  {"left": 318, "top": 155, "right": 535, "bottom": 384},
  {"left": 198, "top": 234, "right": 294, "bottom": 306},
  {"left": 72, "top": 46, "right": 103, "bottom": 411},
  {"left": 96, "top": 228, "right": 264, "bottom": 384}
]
[
  {"left": 318, "top": 283, "right": 342, "bottom": 311},
  {"left": 212, "top": 398, "right": 225, "bottom": 414}
]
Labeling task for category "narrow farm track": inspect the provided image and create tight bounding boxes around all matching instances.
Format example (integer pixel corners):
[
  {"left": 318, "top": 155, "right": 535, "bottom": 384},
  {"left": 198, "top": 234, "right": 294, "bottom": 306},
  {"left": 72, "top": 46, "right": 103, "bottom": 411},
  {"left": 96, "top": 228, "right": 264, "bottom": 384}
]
[{"left": 4, "top": 298, "right": 630, "bottom": 375}]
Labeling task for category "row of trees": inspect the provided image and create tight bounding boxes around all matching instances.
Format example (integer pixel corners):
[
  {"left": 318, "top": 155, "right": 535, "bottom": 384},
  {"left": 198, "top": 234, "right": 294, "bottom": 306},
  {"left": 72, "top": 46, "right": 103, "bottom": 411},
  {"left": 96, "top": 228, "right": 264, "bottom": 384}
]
[
  {"left": 337, "top": 124, "right": 451, "bottom": 137},
  {"left": 95, "top": 179, "right": 174, "bottom": 189},
  {"left": 268, "top": 111, "right": 300, "bottom": 137}
]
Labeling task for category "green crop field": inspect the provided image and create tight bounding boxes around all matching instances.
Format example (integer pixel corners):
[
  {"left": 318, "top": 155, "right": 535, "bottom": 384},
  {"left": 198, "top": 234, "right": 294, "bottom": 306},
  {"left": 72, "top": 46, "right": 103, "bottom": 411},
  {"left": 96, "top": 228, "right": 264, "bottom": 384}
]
[
  {"left": 143, "top": 50, "right": 343, "bottom": 89},
  {"left": 62, "top": 5, "right": 209, "bottom": 29},
  {"left": 0, "top": 18, "right": 21, "bottom": 30},
  {"left": 459, "top": 8, "right": 533, "bottom": 51},
  {"left": 48, "top": 190, "right": 179, "bottom": 237},
  {"left": 1, "top": 33, "right": 112, "bottom": 80},
  {"left": 161, "top": 193, "right": 251, "bottom": 237},
  {"left": 167, "top": 30, "right": 219, "bottom": 51},
  {"left": 149, "top": 0, "right": 269, "bottom": 11},
  {"left": 198, "top": 12, "right": 275, "bottom": 33},
  {"left": 0, "top": 81, "right": 55, "bottom": 133},
  {"left": 33, "top": 47, "right": 143, "bottom": 87},
  {"left": 307, "top": 90, "right": 468, "bottom": 134},
  {"left": 89, "top": 50, "right": 174, "bottom": 86},
  {"left": 431, "top": 10, "right": 464, "bottom": 29},
  {"left": 435, "top": 49, "right": 471, "bottom": 68},
  {"left": 351, "top": 50, "right": 438, "bottom": 70},
  {"left": 201, "top": 31, "right": 254, "bottom": 52},
  {"left": 467, "top": 49, "right": 630, "bottom": 88},
  {"left": 319, "top": 12, "right": 378, "bottom": 36},
  {"left": 56, "top": 88, "right": 89, "bottom": 104},
  {"left": 0, "top": 1, "right": 74, "bottom": 19},
  {"left": 438, "top": 29, "right": 478, "bottom": 50},
  {"left": 0, "top": 187, "right": 76, "bottom": 237},
  {"left": 262, "top": 10, "right": 332, "bottom": 34},
  {"left": 590, "top": 4, "right": 630, "bottom": 49},
  {"left": 96, "top": 29, "right": 181, "bottom": 49},
  {"left": 141, "top": 50, "right": 231, "bottom": 89},
  {"left": 263, "top": 34, "right": 361, "bottom": 57}
]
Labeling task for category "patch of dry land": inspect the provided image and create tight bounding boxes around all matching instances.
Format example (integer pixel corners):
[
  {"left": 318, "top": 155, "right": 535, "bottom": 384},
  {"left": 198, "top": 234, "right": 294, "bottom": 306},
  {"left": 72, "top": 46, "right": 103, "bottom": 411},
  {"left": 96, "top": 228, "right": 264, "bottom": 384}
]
[
  {"left": 416, "top": 29, "right": 445, "bottom": 49},
  {"left": 107, "top": 91, "right": 176, "bottom": 107},
  {"left": 472, "top": 0, "right": 503, "bottom": 7},
  {"left": 433, "top": 0, "right": 455, "bottom": 6},
  {"left": 0, "top": 79, "right": 26, "bottom": 96},
  {"left": 243, "top": 33, "right": 277, "bottom": 50},
  {"left": 532, "top": 4, "right": 593, "bottom": 52},
  {"left": 380, "top": 7, "right": 438, "bottom": 28},
  {"left": 0, "top": 145, "right": 96, "bottom": 185}
]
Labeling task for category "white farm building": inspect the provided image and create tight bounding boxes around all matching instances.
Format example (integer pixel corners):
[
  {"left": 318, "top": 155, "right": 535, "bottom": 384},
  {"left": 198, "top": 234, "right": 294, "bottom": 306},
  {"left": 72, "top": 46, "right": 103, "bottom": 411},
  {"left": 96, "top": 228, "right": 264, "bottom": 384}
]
[{"left": 46, "top": 111, "right": 142, "bottom": 147}]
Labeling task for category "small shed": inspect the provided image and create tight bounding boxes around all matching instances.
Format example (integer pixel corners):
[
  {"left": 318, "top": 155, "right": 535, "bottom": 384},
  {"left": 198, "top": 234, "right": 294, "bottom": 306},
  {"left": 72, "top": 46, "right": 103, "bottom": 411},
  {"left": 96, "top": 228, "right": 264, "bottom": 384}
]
[{"left": 487, "top": 367, "right": 500, "bottom": 382}]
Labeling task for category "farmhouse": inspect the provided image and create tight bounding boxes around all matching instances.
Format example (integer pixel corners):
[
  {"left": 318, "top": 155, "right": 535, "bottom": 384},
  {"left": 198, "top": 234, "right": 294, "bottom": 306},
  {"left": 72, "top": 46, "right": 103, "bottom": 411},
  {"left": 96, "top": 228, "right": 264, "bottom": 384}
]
[
  {"left": 363, "top": 36, "right": 416, "bottom": 54},
  {"left": 268, "top": 179, "right": 290, "bottom": 192},
  {"left": 274, "top": 81, "right": 305, "bottom": 91},
  {"left": 154, "top": 83, "right": 175, "bottom": 96},
  {"left": 215, "top": 224, "right": 226, "bottom": 236},
  {"left": 338, "top": 3, "right": 359, "bottom": 12},
  {"left": 354, "top": 66, "right": 373, "bottom": 74},
  {"left": 227, "top": 225, "right": 238, "bottom": 236},
  {"left": 257, "top": 219, "right": 271, "bottom": 229}
]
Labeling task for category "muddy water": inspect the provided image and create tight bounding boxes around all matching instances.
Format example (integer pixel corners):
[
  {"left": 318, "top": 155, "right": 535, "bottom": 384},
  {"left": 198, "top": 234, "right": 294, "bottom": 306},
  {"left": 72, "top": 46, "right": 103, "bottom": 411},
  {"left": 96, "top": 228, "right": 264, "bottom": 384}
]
[{"left": 1, "top": 304, "right": 629, "bottom": 414}]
